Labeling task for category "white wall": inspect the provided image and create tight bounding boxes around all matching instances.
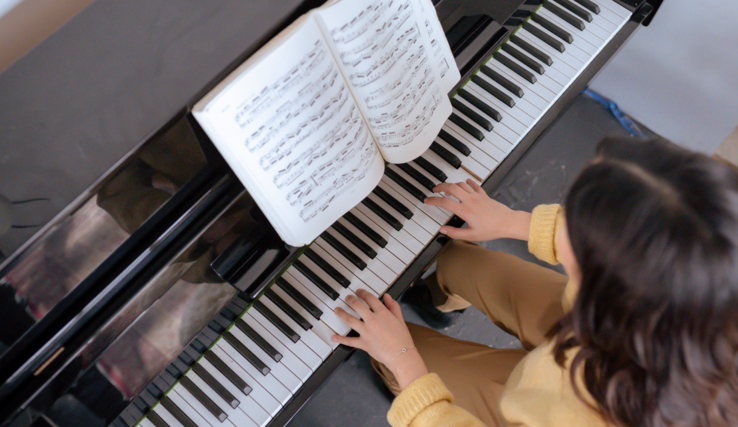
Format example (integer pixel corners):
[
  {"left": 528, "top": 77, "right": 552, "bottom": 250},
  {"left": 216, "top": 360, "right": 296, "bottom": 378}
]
[{"left": 590, "top": 0, "right": 738, "bottom": 153}]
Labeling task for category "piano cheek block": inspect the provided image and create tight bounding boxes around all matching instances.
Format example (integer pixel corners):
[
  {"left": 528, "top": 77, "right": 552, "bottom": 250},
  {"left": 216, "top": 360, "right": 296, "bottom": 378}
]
[{"left": 211, "top": 226, "right": 297, "bottom": 299}]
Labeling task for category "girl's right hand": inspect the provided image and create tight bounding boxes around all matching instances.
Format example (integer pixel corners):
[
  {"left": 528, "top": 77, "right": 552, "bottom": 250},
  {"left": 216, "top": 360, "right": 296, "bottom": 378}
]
[{"left": 425, "top": 179, "right": 532, "bottom": 242}]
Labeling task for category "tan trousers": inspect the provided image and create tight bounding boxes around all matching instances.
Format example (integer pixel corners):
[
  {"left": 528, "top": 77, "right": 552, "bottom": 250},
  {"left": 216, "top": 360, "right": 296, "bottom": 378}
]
[{"left": 373, "top": 240, "right": 568, "bottom": 426}]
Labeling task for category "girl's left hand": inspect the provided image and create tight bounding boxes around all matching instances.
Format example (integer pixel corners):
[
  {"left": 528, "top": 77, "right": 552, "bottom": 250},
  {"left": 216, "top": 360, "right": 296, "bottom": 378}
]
[{"left": 332, "top": 289, "right": 428, "bottom": 389}]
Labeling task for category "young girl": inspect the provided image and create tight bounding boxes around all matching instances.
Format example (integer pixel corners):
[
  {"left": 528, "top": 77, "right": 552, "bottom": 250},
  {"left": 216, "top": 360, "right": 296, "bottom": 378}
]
[{"left": 331, "top": 137, "right": 738, "bottom": 427}]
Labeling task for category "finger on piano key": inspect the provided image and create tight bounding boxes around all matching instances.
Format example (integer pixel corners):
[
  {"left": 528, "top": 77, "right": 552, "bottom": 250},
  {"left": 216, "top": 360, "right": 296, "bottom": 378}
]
[
  {"left": 343, "top": 211, "right": 387, "bottom": 248},
  {"left": 387, "top": 163, "right": 454, "bottom": 210},
  {"left": 379, "top": 175, "right": 448, "bottom": 225},
  {"left": 269, "top": 281, "right": 340, "bottom": 352},
  {"left": 199, "top": 357, "right": 281, "bottom": 417},
  {"left": 413, "top": 156, "right": 447, "bottom": 182},
  {"left": 309, "top": 238, "right": 387, "bottom": 294},
  {"left": 241, "top": 312, "right": 313, "bottom": 381},
  {"left": 164, "top": 390, "right": 213, "bottom": 427},
  {"left": 286, "top": 267, "right": 361, "bottom": 328},
  {"left": 274, "top": 277, "right": 322, "bottom": 321},
  {"left": 228, "top": 327, "right": 302, "bottom": 392},
  {"left": 322, "top": 227, "right": 401, "bottom": 278},
  {"left": 354, "top": 203, "right": 425, "bottom": 254},
  {"left": 303, "top": 248, "right": 351, "bottom": 288},
  {"left": 213, "top": 343, "right": 292, "bottom": 405},
  {"left": 255, "top": 294, "right": 331, "bottom": 364},
  {"left": 188, "top": 369, "right": 268, "bottom": 427},
  {"left": 375, "top": 180, "right": 440, "bottom": 233},
  {"left": 509, "top": 35, "right": 553, "bottom": 66},
  {"left": 203, "top": 352, "right": 252, "bottom": 396}
]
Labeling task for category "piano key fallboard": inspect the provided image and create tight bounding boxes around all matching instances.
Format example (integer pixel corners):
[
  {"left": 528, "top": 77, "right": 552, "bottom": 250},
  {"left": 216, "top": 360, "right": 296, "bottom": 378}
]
[{"left": 112, "top": 0, "right": 648, "bottom": 426}]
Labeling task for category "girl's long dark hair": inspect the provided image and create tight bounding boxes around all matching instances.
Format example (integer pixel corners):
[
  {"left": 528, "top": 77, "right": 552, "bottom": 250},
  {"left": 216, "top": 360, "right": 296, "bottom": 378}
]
[{"left": 551, "top": 137, "right": 738, "bottom": 427}]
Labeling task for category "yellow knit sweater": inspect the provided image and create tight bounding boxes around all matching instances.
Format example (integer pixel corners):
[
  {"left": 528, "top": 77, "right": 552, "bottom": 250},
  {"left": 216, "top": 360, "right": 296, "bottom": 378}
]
[{"left": 387, "top": 204, "right": 609, "bottom": 427}]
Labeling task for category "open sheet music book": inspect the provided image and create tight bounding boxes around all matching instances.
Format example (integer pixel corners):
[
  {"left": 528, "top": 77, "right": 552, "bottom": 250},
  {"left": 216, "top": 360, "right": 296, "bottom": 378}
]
[{"left": 194, "top": 0, "right": 460, "bottom": 246}]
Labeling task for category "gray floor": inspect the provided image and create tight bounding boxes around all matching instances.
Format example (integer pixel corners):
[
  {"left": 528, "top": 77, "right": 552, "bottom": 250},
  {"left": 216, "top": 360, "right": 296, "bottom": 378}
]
[{"left": 289, "top": 94, "right": 646, "bottom": 427}]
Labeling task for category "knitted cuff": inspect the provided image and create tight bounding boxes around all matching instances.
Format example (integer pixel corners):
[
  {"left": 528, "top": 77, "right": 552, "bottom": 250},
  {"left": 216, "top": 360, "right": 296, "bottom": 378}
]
[
  {"left": 387, "top": 373, "right": 453, "bottom": 427},
  {"left": 528, "top": 204, "right": 563, "bottom": 265}
]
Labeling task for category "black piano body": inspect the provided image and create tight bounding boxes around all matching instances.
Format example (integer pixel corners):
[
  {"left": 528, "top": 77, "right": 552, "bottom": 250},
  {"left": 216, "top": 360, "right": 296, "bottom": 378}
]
[{"left": 0, "top": 0, "right": 660, "bottom": 425}]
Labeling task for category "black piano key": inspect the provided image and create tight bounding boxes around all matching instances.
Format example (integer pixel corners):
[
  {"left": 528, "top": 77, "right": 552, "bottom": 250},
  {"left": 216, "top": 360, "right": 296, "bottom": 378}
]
[
  {"left": 226, "top": 302, "right": 245, "bottom": 318},
  {"left": 190, "top": 340, "right": 207, "bottom": 355},
  {"left": 556, "top": 0, "right": 593, "bottom": 21},
  {"left": 293, "top": 259, "right": 342, "bottom": 299},
  {"left": 162, "top": 368, "right": 179, "bottom": 383},
  {"left": 525, "top": 0, "right": 543, "bottom": 4},
  {"left": 457, "top": 89, "right": 503, "bottom": 122},
  {"left": 332, "top": 221, "right": 378, "bottom": 258},
  {"left": 223, "top": 332, "right": 270, "bottom": 376},
  {"left": 386, "top": 167, "right": 432, "bottom": 200},
  {"left": 320, "top": 232, "right": 367, "bottom": 270},
  {"left": 265, "top": 288, "right": 313, "bottom": 331},
  {"left": 148, "top": 410, "right": 169, "bottom": 427},
  {"left": 372, "top": 186, "right": 413, "bottom": 219},
  {"left": 523, "top": 22, "right": 566, "bottom": 52},
  {"left": 203, "top": 351, "right": 252, "bottom": 395},
  {"left": 160, "top": 397, "right": 198, "bottom": 427},
  {"left": 192, "top": 363, "right": 240, "bottom": 409},
  {"left": 429, "top": 142, "right": 462, "bottom": 170},
  {"left": 361, "top": 198, "right": 402, "bottom": 231},
  {"left": 179, "top": 376, "right": 228, "bottom": 422},
  {"left": 343, "top": 212, "right": 388, "bottom": 248},
  {"left": 199, "top": 327, "right": 219, "bottom": 344},
  {"left": 531, "top": 14, "right": 574, "bottom": 44},
  {"left": 510, "top": 35, "right": 553, "bottom": 66},
  {"left": 172, "top": 358, "right": 190, "bottom": 374},
  {"left": 133, "top": 397, "right": 148, "bottom": 413},
  {"left": 150, "top": 381, "right": 167, "bottom": 398},
  {"left": 210, "top": 314, "right": 231, "bottom": 332},
  {"left": 396, "top": 164, "right": 437, "bottom": 193},
  {"left": 493, "top": 52, "right": 537, "bottom": 84},
  {"left": 471, "top": 75, "right": 515, "bottom": 108},
  {"left": 179, "top": 351, "right": 195, "bottom": 366},
  {"left": 479, "top": 66, "right": 525, "bottom": 98},
  {"left": 141, "top": 389, "right": 158, "bottom": 407},
  {"left": 304, "top": 248, "right": 351, "bottom": 288},
  {"left": 449, "top": 113, "right": 485, "bottom": 140},
  {"left": 230, "top": 296, "right": 248, "bottom": 311},
  {"left": 572, "top": 0, "right": 600, "bottom": 14},
  {"left": 220, "top": 306, "right": 238, "bottom": 321},
  {"left": 501, "top": 43, "right": 546, "bottom": 75},
  {"left": 543, "top": 1, "right": 586, "bottom": 30},
  {"left": 413, "top": 157, "right": 447, "bottom": 183},
  {"left": 439, "top": 129, "right": 472, "bottom": 157},
  {"left": 275, "top": 277, "right": 323, "bottom": 320},
  {"left": 254, "top": 301, "right": 301, "bottom": 344},
  {"left": 120, "top": 409, "right": 138, "bottom": 427},
  {"left": 450, "top": 98, "right": 493, "bottom": 131},
  {"left": 235, "top": 318, "right": 282, "bottom": 362}
]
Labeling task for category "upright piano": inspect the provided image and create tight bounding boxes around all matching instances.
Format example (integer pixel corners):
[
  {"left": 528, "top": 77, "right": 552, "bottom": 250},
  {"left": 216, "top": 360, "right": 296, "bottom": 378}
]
[{"left": 0, "top": 0, "right": 660, "bottom": 425}]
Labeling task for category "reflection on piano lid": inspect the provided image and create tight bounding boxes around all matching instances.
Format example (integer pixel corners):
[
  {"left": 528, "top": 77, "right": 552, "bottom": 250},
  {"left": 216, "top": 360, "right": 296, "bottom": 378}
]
[{"left": 0, "top": 0, "right": 660, "bottom": 425}]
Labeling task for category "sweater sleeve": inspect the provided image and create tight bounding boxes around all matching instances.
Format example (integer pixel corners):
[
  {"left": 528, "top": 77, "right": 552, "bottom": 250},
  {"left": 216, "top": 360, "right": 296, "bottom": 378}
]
[
  {"left": 388, "top": 374, "right": 486, "bottom": 427},
  {"left": 527, "top": 204, "right": 564, "bottom": 265}
]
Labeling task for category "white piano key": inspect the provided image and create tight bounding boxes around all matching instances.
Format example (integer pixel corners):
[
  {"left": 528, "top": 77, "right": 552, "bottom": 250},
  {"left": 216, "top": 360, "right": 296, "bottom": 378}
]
[
  {"left": 440, "top": 124, "right": 500, "bottom": 170},
  {"left": 228, "top": 327, "right": 302, "bottom": 393},
  {"left": 485, "top": 61, "right": 557, "bottom": 106},
  {"left": 495, "top": 53, "right": 565, "bottom": 96},
  {"left": 315, "top": 234, "right": 396, "bottom": 286},
  {"left": 187, "top": 369, "right": 268, "bottom": 427},
  {"left": 526, "top": 21, "right": 591, "bottom": 62},
  {"left": 213, "top": 343, "right": 292, "bottom": 405},
  {"left": 139, "top": 419, "right": 157, "bottom": 427},
  {"left": 515, "top": 28, "right": 585, "bottom": 71},
  {"left": 169, "top": 386, "right": 222, "bottom": 427},
  {"left": 241, "top": 312, "right": 313, "bottom": 381},
  {"left": 464, "top": 80, "right": 536, "bottom": 127},
  {"left": 450, "top": 109, "right": 511, "bottom": 161},
  {"left": 421, "top": 150, "right": 477, "bottom": 185},
  {"left": 536, "top": 9, "right": 600, "bottom": 53},
  {"left": 433, "top": 136, "right": 490, "bottom": 180},
  {"left": 457, "top": 88, "right": 529, "bottom": 135},
  {"left": 152, "top": 404, "right": 185, "bottom": 427},
  {"left": 374, "top": 181, "right": 440, "bottom": 233},
  {"left": 354, "top": 203, "right": 425, "bottom": 254},
  {"left": 310, "top": 239, "right": 387, "bottom": 294},
  {"left": 323, "top": 227, "right": 402, "bottom": 278},
  {"left": 251, "top": 298, "right": 329, "bottom": 366},
  {"left": 300, "top": 248, "right": 381, "bottom": 298},
  {"left": 471, "top": 70, "right": 545, "bottom": 118},
  {"left": 269, "top": 282, "right": 340, "bottom": 350},
  {"left": 453, "top": 96, "right": 521, "bottom": 145},
  {"left": 590, "top": 0, "right": 629, "bottom": 23},
  {"left": 199, "top": 358, "right": 281, "bottom": 418}
]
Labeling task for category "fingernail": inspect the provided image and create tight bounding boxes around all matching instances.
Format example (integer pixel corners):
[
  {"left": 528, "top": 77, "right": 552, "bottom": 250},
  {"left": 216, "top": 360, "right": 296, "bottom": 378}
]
[
  {"left": 440, "top": 227, "right": 446, "bottom": 234},
  {"left": 424, "top": 198, "right": 429, "bottom": 203},
  {"left": 331, "top": 336, "right": 338, "bottom": 342}
]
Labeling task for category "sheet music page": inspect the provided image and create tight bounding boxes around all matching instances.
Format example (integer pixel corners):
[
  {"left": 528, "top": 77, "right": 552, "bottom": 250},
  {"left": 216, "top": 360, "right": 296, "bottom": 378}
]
[
  {"left": 413, "top": 0, "right": 460, "bottom": 92},
  {"left": 315, "top": 0, "right": 457, "bottom": 164},
  {"left": 193, "top": 16, "right": 384, "bottom": 247}
]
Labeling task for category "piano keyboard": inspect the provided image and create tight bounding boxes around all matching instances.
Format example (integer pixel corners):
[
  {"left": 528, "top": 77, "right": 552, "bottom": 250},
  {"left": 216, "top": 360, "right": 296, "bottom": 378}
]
[{"left": 126, "top": 1, "right": 632, "bottom": 425}]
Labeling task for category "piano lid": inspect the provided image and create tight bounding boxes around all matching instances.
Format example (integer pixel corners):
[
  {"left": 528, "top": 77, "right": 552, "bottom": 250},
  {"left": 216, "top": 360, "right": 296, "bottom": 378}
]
[{"left": 0, "top": 0, "right": 324, "bottom": 264}]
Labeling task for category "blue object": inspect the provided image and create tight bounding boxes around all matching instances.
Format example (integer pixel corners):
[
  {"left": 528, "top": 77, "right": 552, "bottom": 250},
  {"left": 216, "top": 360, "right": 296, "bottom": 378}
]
[{"left": 583, "top": 88, "right": 646, "bottom": 137}]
